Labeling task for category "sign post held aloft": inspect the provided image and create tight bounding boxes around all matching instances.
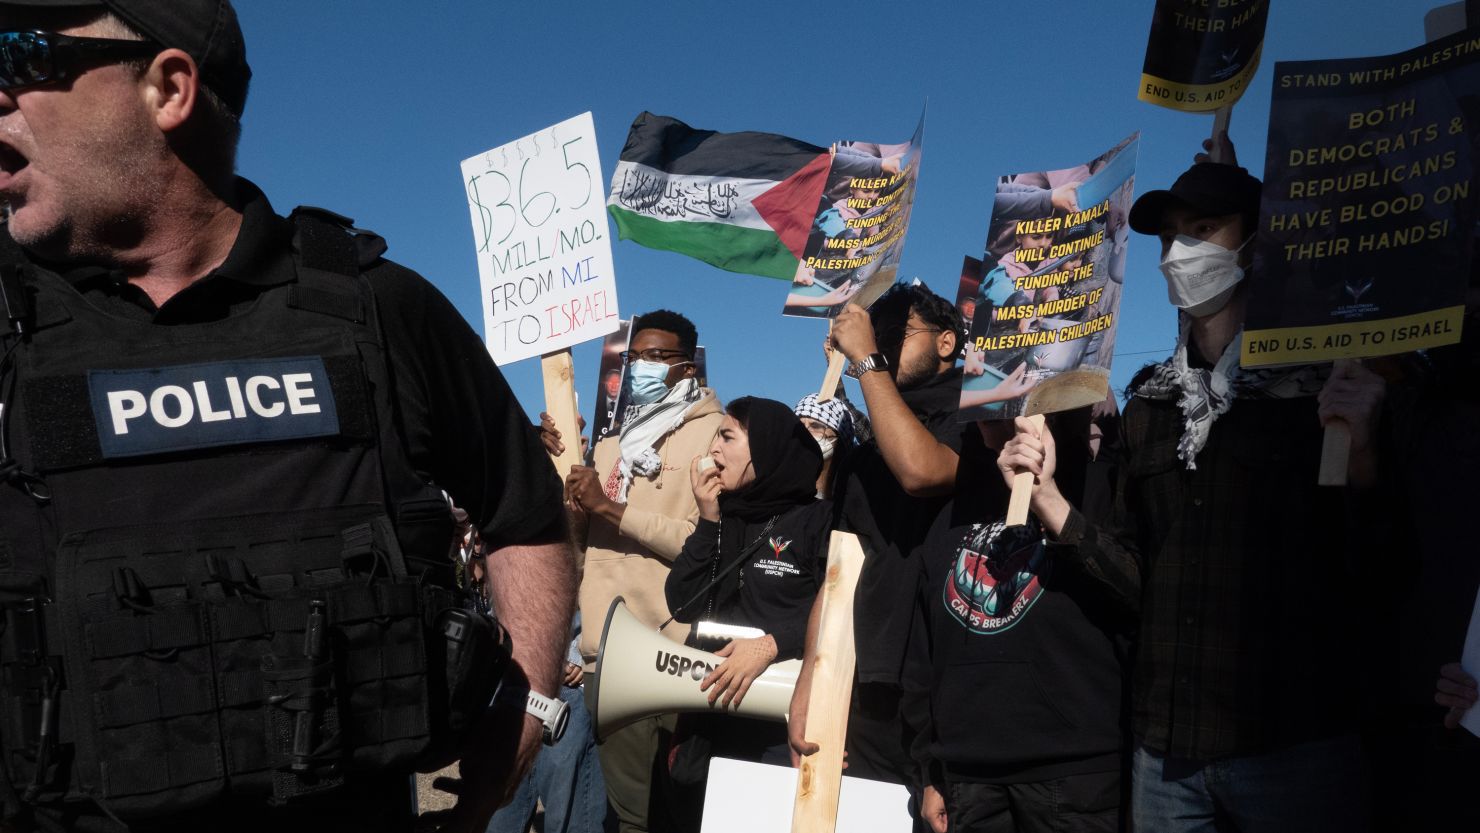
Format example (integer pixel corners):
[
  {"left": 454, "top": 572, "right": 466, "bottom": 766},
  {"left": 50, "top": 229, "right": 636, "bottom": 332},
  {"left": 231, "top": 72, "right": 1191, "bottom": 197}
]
[
  {"left": 791, "top": 531, "right": 865, "bottom": 833},
  {"left": 1005, "top": 414, "right": 1047, "bottom": 527},
  {"left": 817, "top": 318, "right": 848, "bottom": 402},
  {"left": 461, "top": 112, "right": 620, "bottom": 475},
  {"left": 541, "top": 350, "right": 584, "bottom": 480}
]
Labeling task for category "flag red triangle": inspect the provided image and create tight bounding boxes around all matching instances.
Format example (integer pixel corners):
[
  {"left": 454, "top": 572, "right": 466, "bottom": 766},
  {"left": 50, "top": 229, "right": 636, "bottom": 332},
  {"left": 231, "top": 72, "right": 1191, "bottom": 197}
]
[{"left": 753, "top": 152, "right": 832, "bottom": 260}]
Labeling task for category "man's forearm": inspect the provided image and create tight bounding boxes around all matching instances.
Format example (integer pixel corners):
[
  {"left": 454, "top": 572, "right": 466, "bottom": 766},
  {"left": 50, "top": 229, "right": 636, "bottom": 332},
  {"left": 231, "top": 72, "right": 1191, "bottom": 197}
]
[
  {"left": 858, "top": 372, "right": 958, "bottom": 496},
  {"left": 591, "top": 499, "right": 626, "bottom": 529},
  {"left": 485, "top": 540, "right": 577, "bottom": 696},
  {"left": 1029, "top": 482, "right": 1073, "bottom": 539}
]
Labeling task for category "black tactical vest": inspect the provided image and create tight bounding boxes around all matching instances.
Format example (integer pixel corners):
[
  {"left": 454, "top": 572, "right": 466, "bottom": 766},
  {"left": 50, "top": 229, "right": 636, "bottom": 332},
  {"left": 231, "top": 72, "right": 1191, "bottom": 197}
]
[{"left": 0, "top": 211, "right": 462, "bottom": 823}]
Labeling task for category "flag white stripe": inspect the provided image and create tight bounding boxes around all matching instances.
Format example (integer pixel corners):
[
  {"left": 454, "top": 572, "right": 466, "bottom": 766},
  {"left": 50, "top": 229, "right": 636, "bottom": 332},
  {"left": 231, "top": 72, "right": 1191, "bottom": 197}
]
[{"left": 606, "top": 161, "right": 775, "bottom": 230}]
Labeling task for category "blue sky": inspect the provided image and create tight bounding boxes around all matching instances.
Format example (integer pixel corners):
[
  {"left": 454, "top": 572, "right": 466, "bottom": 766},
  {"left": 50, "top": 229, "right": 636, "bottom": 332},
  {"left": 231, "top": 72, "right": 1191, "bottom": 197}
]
[{"left": 232, "top": 0, "right": 1432, "bottom": 425}]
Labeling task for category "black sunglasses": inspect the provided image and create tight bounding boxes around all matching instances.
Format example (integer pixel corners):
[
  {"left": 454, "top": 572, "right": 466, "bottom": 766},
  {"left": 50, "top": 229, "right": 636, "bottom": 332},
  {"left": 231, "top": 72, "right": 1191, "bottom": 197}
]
[{"left": 0, "top": 30, "right": 159, "bottom": 92}]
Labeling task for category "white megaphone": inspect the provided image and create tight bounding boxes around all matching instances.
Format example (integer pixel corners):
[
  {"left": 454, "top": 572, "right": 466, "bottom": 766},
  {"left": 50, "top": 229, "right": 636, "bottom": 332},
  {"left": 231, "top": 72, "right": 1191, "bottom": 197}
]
[{"left": 589, "top": 597, "right": 801, "bottom": 740}]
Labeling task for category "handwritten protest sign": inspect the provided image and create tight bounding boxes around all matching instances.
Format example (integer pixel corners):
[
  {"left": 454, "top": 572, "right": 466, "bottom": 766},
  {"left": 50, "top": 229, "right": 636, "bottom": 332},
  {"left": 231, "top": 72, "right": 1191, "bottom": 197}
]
[
  {"left": 960, "top": 135, "right": 1138, "bottom": 421},
  {"left": 783, "top": 117, "right": 925, "bottom": 318},
  {"left": 1138, "top": 0, "right": 1271, "bottom": 112},
  {"left": 1241, "top": 33, "right": 1478, "bottom": 367},
  {"left": 462, "top": 112, "right": 620, "bottom": 366}
]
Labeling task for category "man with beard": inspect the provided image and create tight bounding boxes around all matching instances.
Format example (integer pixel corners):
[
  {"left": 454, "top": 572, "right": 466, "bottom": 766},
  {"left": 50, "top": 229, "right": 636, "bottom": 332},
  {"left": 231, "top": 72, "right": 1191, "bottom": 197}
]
[{"left": 787, "top": 283, "right": 967, "bottom": 790}]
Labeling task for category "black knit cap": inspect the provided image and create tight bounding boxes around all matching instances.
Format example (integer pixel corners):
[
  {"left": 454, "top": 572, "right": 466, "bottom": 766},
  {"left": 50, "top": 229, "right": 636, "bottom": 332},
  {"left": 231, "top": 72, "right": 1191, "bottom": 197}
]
[
  {"left": 1128, "top": 162, "right": 1263, "bottom": 235},
  {"left": 3, "top": 0, "right": 251, "bottom": 115}
]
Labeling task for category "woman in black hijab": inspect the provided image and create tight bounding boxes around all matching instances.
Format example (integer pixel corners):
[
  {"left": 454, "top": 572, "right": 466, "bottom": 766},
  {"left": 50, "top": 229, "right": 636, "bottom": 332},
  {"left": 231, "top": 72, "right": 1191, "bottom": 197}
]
[{"left": 662, "top": 397, "right": 833, "bottom": 810}]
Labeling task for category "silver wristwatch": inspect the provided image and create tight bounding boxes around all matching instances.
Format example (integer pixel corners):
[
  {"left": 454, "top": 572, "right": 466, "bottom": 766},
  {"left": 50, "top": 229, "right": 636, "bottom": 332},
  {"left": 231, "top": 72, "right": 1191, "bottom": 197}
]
[{"left": 845, "top": 352, "right": 890, "bottom": 379}]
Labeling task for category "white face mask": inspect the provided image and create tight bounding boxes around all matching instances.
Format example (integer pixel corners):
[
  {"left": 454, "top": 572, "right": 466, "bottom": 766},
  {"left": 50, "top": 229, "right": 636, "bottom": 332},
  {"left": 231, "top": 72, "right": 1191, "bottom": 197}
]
[
  {"left": 815, "top": 437, "right": 836, "bottom": 459},
  {"left": 1159, "top": 234, "right": 1250, "bottom": 317}
]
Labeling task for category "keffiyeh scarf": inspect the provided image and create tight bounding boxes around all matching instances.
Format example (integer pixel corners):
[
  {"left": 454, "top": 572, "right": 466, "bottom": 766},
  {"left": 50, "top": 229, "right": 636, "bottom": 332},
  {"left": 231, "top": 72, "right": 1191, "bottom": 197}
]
[
  {"left": 606, "top": 377, "right": 704, "bottom": 503},
  {"left": 1134, "top": 318, "right": 1327, "bottom": 469}
]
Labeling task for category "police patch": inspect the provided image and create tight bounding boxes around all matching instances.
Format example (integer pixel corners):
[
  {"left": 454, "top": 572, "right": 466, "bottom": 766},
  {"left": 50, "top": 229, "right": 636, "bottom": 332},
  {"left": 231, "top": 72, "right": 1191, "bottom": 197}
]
[{"left": 87, "top": 356, "right": 341, "bottom": 459}]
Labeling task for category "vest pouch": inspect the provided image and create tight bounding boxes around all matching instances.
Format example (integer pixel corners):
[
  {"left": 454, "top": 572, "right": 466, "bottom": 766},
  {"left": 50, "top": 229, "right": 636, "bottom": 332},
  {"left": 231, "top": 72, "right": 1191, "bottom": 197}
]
[
  {"left": 45, "top": 506, "right": 437, "bottom": 822},
  {"left": 418, "top": 606, "right": 511, "bottom": 771}
]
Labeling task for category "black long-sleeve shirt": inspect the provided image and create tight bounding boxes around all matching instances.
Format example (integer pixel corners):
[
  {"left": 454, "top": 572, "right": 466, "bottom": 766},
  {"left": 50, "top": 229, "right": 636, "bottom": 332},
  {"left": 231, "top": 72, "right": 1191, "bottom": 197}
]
[
  {"left": 1052, "top": 393, "right": 1387, "bottom": 760},
  {"left": 664, "top": 501, "right": 832, "bottom": 660}
]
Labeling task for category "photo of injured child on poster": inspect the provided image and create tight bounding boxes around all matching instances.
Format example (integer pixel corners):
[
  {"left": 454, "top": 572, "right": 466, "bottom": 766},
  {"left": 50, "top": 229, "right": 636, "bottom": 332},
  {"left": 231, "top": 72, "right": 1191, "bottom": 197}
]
[
  {"left": 782, "top": 117, "right": 924, "bottom": 318},
  {"left": 959, "top": 134, "right": 1139, "bottom": 421}
]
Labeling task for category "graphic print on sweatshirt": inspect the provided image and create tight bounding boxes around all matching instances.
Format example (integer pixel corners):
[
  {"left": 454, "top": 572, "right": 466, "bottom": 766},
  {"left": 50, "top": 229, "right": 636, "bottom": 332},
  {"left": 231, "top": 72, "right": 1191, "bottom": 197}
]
[
  {"left": 756, "top": 536, "right": 800, "bottom": 578},
  {"left": 942, "top": 520, "right": 1047, "bottom": 634}
]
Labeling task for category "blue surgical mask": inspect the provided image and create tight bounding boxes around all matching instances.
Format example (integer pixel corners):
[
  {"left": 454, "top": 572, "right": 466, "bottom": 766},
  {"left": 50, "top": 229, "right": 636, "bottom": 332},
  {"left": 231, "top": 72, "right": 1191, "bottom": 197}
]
[{"left": 627, "top": 360, "right": 674, "bottom": 405}]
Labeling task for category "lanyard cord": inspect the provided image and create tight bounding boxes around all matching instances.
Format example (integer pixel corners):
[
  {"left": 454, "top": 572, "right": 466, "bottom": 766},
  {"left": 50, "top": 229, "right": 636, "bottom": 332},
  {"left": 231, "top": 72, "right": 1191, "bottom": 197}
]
[{"left": 660, "top": 513, "right": 778, "bottom": 631}]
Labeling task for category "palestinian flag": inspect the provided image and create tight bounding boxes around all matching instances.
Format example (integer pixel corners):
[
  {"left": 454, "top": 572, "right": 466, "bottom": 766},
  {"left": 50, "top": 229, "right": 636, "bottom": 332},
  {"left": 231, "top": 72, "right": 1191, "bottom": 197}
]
[{"left": 606, "top": 112, "right": 831, "bottom": 280}]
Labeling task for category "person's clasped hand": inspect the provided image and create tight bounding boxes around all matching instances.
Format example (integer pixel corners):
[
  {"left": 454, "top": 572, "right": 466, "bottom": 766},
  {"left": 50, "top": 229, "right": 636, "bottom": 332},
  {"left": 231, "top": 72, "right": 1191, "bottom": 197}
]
[
  {"left": 1437, "top": 662, "right": 1478, "bottom": 729},
  {"left": 700, "top": 635, "right": 779, "bottom": 709},
  {"left": 997, "top": 415, "right": 1057, "bottom": 493},
  {"left": 537, "top": 411, "right": 565, "bottom": 457},
  {"left": 830, "top": 304, "right": 878, "bottom": 362},
  {"left": 1316, "top": 359, "right": 1385, "bottom": 449},
  {"left": 565, "top": 465, "right": 610, "bottom": 515},
  {"left": 690, "top": 455, "right": 723, "bottom": 522}
]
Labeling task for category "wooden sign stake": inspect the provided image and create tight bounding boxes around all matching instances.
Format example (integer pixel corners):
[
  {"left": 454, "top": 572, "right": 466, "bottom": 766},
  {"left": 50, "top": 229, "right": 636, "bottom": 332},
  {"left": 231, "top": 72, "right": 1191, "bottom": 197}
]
[
  {"left": 540, "top": 348, "right": 584, "bottom": 481},
  {"left": 1318, "top": 420, "right": 1351, "bottom": 487},
  {"left": 818, "top": 320, "right": 847, "bottom": 402},
  {"left": 1209, "top": 105, "right": 1233, "bottom": 163},
  {"left": 1006, "top": 414, "right": 1047, "bottom": 526},
  {"left": 791, "top": 531, "right": 865, "bottom": 833},
  {"left": 818, "top": 352, "right": 847, "bottom": 402}
]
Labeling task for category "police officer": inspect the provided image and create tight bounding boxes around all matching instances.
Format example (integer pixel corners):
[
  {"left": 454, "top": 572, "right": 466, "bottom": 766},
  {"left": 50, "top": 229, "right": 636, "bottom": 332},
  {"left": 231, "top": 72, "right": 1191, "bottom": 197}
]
[{"left": 0, "top": 1, "right": 573, "bottom": 831}]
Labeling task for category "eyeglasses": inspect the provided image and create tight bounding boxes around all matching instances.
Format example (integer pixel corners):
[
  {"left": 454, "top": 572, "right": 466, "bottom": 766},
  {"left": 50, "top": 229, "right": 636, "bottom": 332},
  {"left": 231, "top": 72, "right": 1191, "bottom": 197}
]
[
  {"left": 618, "top": 348, "right": 692, "bottom": 365},
  {"left": 881, "top": 326, "right": 942, "bottom": 342},
  {"left": 0, "top": 31, "right": 159, "bottom": 93}
]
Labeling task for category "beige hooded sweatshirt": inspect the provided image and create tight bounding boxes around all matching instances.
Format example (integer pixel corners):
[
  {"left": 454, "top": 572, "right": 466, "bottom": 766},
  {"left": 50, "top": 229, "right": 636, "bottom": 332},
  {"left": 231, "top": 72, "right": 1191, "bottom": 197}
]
[{"left": 578, "top": 389, "right": 723, "bottom": 663}]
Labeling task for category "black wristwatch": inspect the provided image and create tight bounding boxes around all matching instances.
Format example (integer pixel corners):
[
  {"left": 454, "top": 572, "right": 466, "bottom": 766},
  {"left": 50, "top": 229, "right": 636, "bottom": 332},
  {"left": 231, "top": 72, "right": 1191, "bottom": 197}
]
[{"left": 845, "top": 352, "right": 890, "bottom": 379}]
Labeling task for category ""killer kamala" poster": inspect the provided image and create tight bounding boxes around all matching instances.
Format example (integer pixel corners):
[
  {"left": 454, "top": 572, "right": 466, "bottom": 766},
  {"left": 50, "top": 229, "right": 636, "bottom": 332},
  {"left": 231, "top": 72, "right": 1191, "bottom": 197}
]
[
  {"left": 782, "top": 116, "right": 925, "bottom": 318},
  {"left": 959, "top": 135, "right": 1138, "bottom": 421},
  {"left": 1241, "top": 30, "right": 1479, "bottom": 367}
]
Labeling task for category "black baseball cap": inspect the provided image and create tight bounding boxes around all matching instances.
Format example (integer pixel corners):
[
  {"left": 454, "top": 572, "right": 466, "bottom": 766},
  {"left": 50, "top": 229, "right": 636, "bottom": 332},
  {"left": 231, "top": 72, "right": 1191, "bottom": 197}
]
[
  {"left": 2, "top": 0, "right": 250, "bottom": 115},
  {"left": 1128, "top": 163, "right": 1263, "bottom": 235}
]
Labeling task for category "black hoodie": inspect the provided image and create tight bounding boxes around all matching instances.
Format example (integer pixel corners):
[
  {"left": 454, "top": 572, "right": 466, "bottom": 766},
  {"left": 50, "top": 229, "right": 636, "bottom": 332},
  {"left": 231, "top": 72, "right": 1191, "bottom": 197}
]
[
  {"left": 904, "top": 416, "right": 1136, "bottom": 787},
  {"left": 665, "top": 398, "right": 831, "bottom": 659}
]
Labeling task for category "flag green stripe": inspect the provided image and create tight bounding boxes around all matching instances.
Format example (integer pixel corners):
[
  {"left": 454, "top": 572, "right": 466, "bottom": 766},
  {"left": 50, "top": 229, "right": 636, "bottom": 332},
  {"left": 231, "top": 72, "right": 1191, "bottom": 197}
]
[{"left": 608, "top": 206, "right": 798, "bottom": 281}]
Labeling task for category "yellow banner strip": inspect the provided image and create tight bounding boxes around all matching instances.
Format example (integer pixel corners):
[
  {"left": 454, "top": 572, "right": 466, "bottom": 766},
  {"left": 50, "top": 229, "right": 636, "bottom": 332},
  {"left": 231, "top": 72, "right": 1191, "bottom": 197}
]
[
  {"left": 1138, "top": 44, "right": 1264, "bottom": 113},
  {"left": 1241, "top": 305, "right": 1466, "bottom": 367}
]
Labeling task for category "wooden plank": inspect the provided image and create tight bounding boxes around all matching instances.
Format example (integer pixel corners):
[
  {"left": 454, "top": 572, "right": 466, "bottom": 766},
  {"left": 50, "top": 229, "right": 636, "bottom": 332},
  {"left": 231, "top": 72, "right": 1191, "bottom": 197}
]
[
  {"left": 1318, "top": 420, "right": 1351, "bottom": 487},
  {"left": 1209, "top": 105, "right": 1233, "bottom": 163},
  {"left": 817, "top": 350, "right": 847, "bottom": 402},
  {"left": 790, "top": 531, "right": 866, "bottom": 833},
  {"left": 540, "top": 348, "right": 584, "bottom": 481},
  {"left": 1006, "top": 414, "right": 1047, "bottom": 526}
]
